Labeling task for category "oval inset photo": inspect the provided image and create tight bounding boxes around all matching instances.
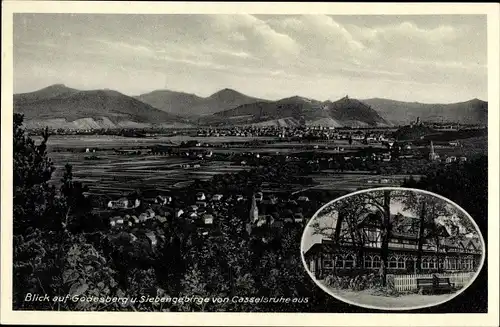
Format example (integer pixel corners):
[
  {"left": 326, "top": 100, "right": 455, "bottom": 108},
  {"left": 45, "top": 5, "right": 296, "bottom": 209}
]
[{"left": 301, "top": 187, "right": 485, "bottom": 310}]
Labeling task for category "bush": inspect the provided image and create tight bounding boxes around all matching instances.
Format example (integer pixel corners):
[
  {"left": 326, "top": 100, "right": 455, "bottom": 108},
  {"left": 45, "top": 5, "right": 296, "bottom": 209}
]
[{"left": 324, "top": 272, "right": 383, "bottom": 291}]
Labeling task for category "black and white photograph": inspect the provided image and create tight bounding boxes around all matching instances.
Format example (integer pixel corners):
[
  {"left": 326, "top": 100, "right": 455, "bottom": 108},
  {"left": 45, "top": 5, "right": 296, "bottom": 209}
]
[
  {"left": 1, "top": 2, "right": 498, "bottom": 326},
  {"left": 302, "top": 188, "right": 485, "bottom": 310}
]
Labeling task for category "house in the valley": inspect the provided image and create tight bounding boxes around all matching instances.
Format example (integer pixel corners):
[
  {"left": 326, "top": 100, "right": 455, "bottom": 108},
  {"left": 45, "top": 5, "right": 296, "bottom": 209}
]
[
  {"left": 145, "top": 231, "right": 157, "bottom": 247},
  {"left": 145, "top": 208, "right": 156, "bottom": 219},
  {"left": 196, "top": 201, "right": 208, "bottom": 208},
  {"left": 110, "top": 216, "right": 124, "bottom": 228},
  {"left": 155, "top": 195, "right": 172, "bottom": 205},
  {"left": 132, "top": 198, "right": 141, "bottom": 208},
  {"left": 203, "top": 214, "right": 214, "bottom": 225},
  {"left": 107, "top": 196, "right": 141, "bottom": 210},
  {"left": 107, "top": 197, "right": 129, "bottom": 209},
  {"left": 138, "top": 212, "right": 149, "bottom": 223},
  {"left": 212, "top": 194, "right": 223, "bottom": 201},
  {"left": 156, "top": 216, "right": 167, "bottom": 225},
  {"left": 124, "top": 214, "right": 133, "bottom": 227},
  {"left": 293, "top": 212, "right": 304, "bottom": 223},
  {"left": 446, "top": 156, "right": 458, "bottom": 163}
]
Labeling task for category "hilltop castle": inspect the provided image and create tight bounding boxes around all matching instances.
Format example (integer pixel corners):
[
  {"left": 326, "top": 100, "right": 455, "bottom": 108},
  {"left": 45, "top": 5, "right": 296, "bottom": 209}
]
[{"left": 410, "top": 116, "right": 424, "bottom": 127}]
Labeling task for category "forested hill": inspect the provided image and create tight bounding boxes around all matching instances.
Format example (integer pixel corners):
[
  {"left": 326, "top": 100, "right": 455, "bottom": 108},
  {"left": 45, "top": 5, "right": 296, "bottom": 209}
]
[{"left": 362, "top": 98, "right": 488, "bottom": 125}]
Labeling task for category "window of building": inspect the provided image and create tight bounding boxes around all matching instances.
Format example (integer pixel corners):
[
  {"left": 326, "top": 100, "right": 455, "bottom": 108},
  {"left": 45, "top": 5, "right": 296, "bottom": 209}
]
[
  {"left": 431, "top": 259, "right": 437, "bottom": 269},
  {"left": 335, "top": 255, "right": 344, "bottom": 268},
  {"left": 323, "top": 260, "right": 333, "bottom": 268},
  {"left": 364, "top": 256, "right": 373, "bottom": 268},
  {"left": 422, "top": 258, "right": 428, "bottom": 269},
  {"left": 397, "top": 257, "right": 405, "bottom": 269},
  {"left": 389, "top": 256, "right": 398, "bottom": 268},
  {"left": 344, "top": 255, "right": 355, "bottom": 268},
  {"left": 373, "top": 256, "right": 381, "bottom": 268}
]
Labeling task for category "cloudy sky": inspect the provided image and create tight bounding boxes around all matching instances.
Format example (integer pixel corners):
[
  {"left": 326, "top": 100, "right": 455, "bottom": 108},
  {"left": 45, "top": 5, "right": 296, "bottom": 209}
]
[{"left": 13, "top": 14, "right": 487, "bottom": 103}]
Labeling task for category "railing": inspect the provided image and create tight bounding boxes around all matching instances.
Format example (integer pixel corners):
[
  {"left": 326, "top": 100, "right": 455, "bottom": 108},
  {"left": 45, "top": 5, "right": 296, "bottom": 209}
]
[{"left": 391, "top": 272, "right": 474, "bottom": 292}]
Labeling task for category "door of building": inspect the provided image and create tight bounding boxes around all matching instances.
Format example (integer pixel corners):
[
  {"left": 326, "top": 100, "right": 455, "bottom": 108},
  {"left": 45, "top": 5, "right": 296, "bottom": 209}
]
[{"left": 406, "top": 259, "right": 415, "bottom": 274}]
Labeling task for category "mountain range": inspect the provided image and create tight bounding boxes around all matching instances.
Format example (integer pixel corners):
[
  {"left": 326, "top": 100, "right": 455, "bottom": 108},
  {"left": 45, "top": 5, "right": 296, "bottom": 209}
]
[
  {"left": 14, "top": 84, "right": 190, "bottom": 129},
  {"left": 13, "top": 84, "right": 488, "bottom": 129},
  {"left": 362, "top": 98, "right": 488, "bottom": 125},
  {"left": 202, "top": 95, "right": 389, "bottom": 127},
  {"left": 136, "top": 88, "right": 265, "bottom": 117}
]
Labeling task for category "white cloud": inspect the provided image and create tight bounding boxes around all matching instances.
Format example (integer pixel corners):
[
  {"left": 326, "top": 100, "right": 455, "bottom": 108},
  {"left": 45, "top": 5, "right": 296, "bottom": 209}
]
[
  {"left": 90, "top": 38, "right": 155, "bottom": 56},
  {"left": 355, "top": 22, "right": 458, "bottom": 44},
  {"left": 399, "top": 57, "right": 487, "bottom": 72},
  {"left": 268, "top": 15, "right": 365, "bottom": 53},
  {"left": 209, "top": 14, "right": 300, "bottom": 57},
  {"left": 13, "top": 14, "right": 488, "bottom": 102}
]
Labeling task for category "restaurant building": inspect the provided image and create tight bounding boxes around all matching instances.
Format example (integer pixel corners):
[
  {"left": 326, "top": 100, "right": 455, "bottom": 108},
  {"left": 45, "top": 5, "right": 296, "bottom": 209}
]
[{"left": 304, "top": 212, "right": 482, "bottom": 279}]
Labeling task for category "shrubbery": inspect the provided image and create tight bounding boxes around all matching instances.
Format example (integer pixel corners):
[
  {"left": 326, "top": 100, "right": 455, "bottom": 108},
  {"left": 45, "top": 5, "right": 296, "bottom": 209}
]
[{"left": 324, "top": 273, "right": 383, "bottom": 291}]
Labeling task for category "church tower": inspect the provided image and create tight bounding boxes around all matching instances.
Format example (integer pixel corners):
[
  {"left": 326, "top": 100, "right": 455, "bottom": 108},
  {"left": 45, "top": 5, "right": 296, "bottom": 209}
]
[
  {"left": 246, "top": 194, "right": 259, "bottom": 235},
  {"left": 249, "top": 194, "right": 258, "bottom": 223},
  {"left": 429, "top": 141, "right": 439, "bottom": 161}
]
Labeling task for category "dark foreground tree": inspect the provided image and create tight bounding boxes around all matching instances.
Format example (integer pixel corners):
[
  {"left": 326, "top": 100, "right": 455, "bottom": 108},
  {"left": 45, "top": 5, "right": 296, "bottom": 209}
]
[{"left": 13, "top": 114, "right": 59, "bottom": 234}]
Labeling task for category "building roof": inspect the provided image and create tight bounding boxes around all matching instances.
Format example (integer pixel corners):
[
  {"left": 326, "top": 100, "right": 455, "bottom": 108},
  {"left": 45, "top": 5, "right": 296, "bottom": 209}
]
[{"left": 304, "top": 239, "right": 335, "bottom": 258}]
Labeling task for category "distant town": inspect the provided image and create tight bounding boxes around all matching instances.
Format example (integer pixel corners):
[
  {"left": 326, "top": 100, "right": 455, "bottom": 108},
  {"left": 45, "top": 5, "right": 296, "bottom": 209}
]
[{"left": 27, "top": 117, "right": 482, "bottom": 256}]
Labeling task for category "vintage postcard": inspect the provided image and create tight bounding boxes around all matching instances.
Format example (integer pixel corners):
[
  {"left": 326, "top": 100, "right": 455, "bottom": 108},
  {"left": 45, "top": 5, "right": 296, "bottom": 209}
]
[{"left": 1, "top": 1, "right": 499, "bottom": 326}]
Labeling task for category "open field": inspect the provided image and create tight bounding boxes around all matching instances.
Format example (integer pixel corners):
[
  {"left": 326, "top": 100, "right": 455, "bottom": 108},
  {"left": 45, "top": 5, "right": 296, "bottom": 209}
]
[
  {"left": 48, "top": 151, "right": 250, "bottom": 197},
  {"left": 42, "top": 133, "right": 485, "bottom": 200},
  {"left": 305, "top": 173, "right": 424, "bottom": 193},
  {"left": 33, "top": 134, "right": 281, "bottom": 150}
]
